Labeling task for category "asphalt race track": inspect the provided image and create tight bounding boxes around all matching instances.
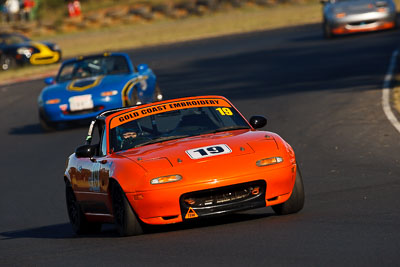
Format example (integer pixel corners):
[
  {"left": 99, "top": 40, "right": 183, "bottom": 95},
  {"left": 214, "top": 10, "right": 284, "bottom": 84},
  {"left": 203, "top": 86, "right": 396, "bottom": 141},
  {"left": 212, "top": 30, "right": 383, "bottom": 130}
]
[{"left": 1, "top": 24, "right": 400, "bottom": 266}]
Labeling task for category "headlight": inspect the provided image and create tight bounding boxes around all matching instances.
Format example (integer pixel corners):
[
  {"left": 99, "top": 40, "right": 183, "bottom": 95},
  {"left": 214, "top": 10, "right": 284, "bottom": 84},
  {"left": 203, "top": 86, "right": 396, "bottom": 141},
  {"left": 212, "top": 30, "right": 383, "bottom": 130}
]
[
  {"left": 375, "top": 1, "right": 388, "bottom": 7},
  {"left": 52, "top": 44, "right": 60, "bottom": 51},
  {"left": 101, "top": 90, "right": 118, "bottom": 97},
  {"left": 256, "top": 157, "right": 283, "bottom": 167},
  {"left": 45, "top": 98, "right": 61, "bottom": 104},
  {"left": 335, "top": 12, "right": 346, "bottom": 18},
  {"left": 150, "top": 174, "right": 182, "bottom": 185},
  {"left": 17, "top": 47, "right": 33, "bottom": 57}
]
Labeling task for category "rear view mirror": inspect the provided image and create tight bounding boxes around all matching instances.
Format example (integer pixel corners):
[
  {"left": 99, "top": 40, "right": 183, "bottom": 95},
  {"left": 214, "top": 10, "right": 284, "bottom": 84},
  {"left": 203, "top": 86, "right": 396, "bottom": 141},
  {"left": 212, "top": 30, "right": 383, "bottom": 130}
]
[
  {"left": 75, "top": 144, "right": 96, "bottom": 158},
  {"left": 249, "top": 116, "right": 267, "bottom": 129},
  {"left": 44, "top": 77, "right": 55, "bottom": 85},
  {"left": 137, "top": 63, "right": 149, "bottom": 73}
]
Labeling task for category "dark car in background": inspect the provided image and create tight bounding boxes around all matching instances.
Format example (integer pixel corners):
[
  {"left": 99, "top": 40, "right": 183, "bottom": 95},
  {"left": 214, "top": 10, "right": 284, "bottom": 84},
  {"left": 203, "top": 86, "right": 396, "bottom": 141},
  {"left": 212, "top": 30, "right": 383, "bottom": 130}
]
[{"left": 0, "top": 32, "right": 61, "bottom": 70}]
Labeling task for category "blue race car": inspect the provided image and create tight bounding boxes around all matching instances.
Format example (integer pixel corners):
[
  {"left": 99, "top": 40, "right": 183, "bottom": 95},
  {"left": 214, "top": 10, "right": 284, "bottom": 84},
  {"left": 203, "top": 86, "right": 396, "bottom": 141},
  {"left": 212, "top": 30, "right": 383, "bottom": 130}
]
[{"left": 38, "top": 52, "right": 162, "bottom": 131}]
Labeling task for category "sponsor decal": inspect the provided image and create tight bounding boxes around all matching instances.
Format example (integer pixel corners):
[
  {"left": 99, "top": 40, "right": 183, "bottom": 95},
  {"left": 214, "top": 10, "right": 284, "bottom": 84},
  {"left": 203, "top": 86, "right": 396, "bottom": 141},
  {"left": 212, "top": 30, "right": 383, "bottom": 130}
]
[
  {"left": 185, "top": 207, "right": 198, "bottom": 219},
  {"left": 89, "top": 162, "right": 101, "bottom": 192},
  {"left": 68, "top": 76, "right": 103, "bottom": 91},
  {"left": 121, "top": 75, "right": 149, "bottom": 106},
  {"left": 110, "top": 98, "right": 231, "bottom": 129},
  {"left": 30, "top": 42, "right": 60, "bottom": 65},
  {"left": 59, "top": 104, "right": 68, "bottom": 112}
]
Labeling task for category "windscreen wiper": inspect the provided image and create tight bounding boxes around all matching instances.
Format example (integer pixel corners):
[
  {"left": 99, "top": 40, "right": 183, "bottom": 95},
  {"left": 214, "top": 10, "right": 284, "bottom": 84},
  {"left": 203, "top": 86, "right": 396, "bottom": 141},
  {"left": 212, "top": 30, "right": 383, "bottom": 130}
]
[
  {"left": 135, "top": 135, "right": 189, "bottom": 148},
  {"left": 209, "top": 126, "right": 250, "bottom": 133}
]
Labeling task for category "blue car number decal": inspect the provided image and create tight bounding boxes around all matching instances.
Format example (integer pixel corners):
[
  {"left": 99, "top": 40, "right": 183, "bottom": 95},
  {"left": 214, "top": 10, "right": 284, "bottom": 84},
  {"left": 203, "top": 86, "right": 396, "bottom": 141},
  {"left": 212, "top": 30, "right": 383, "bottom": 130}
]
[{"left": 68, "top": 94, "right": 93, "bottom": 112}]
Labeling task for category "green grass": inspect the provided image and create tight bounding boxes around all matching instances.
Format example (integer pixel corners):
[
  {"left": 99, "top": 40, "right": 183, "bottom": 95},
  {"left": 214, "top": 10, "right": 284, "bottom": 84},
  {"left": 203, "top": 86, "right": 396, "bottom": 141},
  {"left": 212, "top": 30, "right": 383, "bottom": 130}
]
[
  {"left": 1, "top": 2, "right": 322, "bottom": 81},
  {"left": 43, "top": 3, "right": 322, "bottom": 57},
  {"left": 2, "top": 0, "right": 400, "bottom": 82}
]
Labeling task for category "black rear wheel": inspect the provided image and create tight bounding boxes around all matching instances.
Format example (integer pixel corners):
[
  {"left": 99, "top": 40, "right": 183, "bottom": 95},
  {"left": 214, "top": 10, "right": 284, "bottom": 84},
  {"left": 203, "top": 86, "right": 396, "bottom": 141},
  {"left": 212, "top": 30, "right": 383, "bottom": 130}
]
[
  {"left": 153, "top": 84, "right": 163, "bottom": 102},
  {"left": 111, "top": 182, "right": 144, "bottom": 236},
  {"left": 65, "top": 183, "right": 102, "bottom": 234},
  {"left": 272, "top": 165, "right": 305, "bottom": 215},
  {"left": 130, "top": 89, "right": 141, "bottom": 106},
  {"left": 1, "top": 55, "right": 16, "bottom": 70}
]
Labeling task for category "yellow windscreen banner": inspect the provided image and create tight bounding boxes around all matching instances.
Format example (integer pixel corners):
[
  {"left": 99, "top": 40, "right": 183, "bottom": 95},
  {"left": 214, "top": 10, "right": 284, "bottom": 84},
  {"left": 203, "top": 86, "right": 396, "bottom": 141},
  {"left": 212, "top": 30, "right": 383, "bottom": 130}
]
[{"left": 110, "top": 98, "right": 231, "bottom": 129}]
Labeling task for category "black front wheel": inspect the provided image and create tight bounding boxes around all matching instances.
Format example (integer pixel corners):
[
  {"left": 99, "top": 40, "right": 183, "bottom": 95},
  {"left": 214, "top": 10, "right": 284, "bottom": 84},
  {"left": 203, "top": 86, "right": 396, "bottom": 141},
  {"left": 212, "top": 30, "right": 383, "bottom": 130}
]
[
  {"left": 323, "top": 21, "right": 333, "bottom": 39},
  {"left": 1, "top": 55, "right": 16, "bottom": 70},
  {"left": 153, "top": 84, "right": 163, "bottom": 102},
  {"left": 272, "top": 165, "right": 305, "bottom": 215},
  {"left": 111, "top": 182, "right": 144, "bottom": 236},
  {"left": 130, "top": 89, "right": 141, "bottom": 106}
]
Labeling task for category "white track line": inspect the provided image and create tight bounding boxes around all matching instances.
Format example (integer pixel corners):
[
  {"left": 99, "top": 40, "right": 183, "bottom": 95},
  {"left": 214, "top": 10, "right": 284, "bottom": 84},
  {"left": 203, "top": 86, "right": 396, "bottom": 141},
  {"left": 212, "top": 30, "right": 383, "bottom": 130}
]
[{"left": 382, "top": 49, "right": 400, "bottom": 134}]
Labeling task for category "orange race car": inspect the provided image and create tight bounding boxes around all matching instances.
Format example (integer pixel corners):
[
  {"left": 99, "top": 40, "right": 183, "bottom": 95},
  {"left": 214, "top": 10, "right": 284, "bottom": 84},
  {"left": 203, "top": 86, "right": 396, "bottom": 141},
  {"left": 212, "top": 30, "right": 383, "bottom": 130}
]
[{"left": 64, "top": 96, "right": 305, "bottom": 236}]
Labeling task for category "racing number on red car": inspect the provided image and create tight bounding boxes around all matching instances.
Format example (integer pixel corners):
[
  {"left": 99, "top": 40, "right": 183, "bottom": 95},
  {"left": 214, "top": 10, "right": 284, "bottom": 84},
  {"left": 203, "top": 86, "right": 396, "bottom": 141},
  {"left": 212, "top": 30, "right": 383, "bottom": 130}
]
[
  {"left": 186, "top": 144, "right": 232, "bottom": 159},
  {"left": 193, "top": 146, "right": 223, "bottom": 156}
]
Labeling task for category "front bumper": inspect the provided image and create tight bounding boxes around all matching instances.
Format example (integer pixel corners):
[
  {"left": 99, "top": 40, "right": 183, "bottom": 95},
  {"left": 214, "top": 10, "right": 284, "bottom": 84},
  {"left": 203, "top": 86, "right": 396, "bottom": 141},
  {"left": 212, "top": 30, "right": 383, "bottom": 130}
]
[
  {"left": 126, "top": 164, "right": 296, "bottom": 225},
  {"left": 179, "top": 180, "right": 267, "bottom": 219},
  {"left": 329, "top": 11, "right": 396, "bottom": 34},
  {"left": 39, "top": 97, "right": 122, "bottom": 123}
]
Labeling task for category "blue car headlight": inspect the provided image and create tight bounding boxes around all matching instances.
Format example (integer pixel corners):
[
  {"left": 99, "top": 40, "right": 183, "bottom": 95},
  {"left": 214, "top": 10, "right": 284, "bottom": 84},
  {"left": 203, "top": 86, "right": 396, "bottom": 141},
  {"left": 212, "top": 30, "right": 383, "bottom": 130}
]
[{"left": 17, "top": 47, "right": 33, "bottom": 58}]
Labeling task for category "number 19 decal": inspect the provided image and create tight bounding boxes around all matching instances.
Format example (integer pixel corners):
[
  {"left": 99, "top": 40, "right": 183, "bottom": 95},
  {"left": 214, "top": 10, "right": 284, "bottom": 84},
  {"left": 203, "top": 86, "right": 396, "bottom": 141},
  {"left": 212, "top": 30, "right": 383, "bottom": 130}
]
[
  {"left": 186, "top": 144, "right": 232, "bottom": 159},
  {"left": 216, "top": 107, "right": 233, "bottom": 116}
]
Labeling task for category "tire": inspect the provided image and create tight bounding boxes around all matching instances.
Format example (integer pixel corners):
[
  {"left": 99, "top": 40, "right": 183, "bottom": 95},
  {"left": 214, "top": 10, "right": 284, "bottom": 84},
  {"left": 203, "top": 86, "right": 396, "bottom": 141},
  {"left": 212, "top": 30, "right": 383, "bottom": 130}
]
[
  {"left": 111, "top": 182, "right": 144, "bottom": 236},
  {"left": 1, "top": 55, "right": 16, "bottom": 70},
  {"left": 65, "top": 183, "right": 102, "bottom": 235},
  {"left": 272, "top": 165, "right": 305, "bottom": 215},
  {"left": 393, "top": 19, "right": 398, "bottom": 30},
  {"left": 323, "top": 21, "right": 333, "bottom": 39},
  {"left": 153, "top": 84, "right": 163, "bottom": 102},
  {"left": 130, "top": 89, "right": 141, "bottom": 106}
]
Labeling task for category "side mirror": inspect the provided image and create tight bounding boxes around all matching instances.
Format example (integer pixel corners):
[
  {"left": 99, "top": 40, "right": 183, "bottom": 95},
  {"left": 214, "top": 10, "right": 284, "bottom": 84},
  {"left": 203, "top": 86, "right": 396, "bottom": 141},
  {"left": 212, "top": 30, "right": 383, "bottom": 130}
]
[
  {"left": 75, "top": 144, "right": 96, "bottom": 158},
  {"left": 249, "top": 116, "right": 267, "bottom": 129},
  {"left": 44, "top": 77, "right": 55, "bottom": 85},
  {"left": 137, "top": 63, "right": 149, "bottom": 73}
]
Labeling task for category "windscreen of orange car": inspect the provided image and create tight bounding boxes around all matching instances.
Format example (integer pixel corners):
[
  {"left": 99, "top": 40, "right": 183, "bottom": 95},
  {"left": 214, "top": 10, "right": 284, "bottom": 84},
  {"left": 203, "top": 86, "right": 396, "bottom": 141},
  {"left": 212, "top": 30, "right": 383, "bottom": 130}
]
[{"left": 109, "top": 98, "right": 250, "bottom": 152}]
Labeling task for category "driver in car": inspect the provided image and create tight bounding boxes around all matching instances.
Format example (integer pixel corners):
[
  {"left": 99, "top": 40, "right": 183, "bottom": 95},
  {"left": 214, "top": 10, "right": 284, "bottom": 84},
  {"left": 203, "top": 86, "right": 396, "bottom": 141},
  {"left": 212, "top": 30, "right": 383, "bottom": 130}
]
[{"left": 120, "top": 130, "right": 138, "bottom": 150}]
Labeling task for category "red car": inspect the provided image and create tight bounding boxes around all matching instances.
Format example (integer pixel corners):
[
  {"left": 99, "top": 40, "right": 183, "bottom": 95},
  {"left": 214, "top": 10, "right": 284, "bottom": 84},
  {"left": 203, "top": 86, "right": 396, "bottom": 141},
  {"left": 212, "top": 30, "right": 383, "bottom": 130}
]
[{"left": 65, "top": 96, "right": 305, "bottom": 236}]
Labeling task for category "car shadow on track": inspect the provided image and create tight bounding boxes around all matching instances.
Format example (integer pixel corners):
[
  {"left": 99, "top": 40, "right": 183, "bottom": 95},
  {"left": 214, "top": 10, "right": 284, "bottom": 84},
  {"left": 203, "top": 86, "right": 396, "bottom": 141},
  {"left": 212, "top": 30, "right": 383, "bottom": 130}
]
[
  {"left": 0, "top": 210, "right": 275, "bottom": 240},
  {"left": 145, "top": 209, "right": 274, "bottom": 236},
  {"left": 8, "top": 124, "right": 44, "bottom": 135},
  {"left": 0, "top": 223, "right": 74, "bottom": 240}
]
